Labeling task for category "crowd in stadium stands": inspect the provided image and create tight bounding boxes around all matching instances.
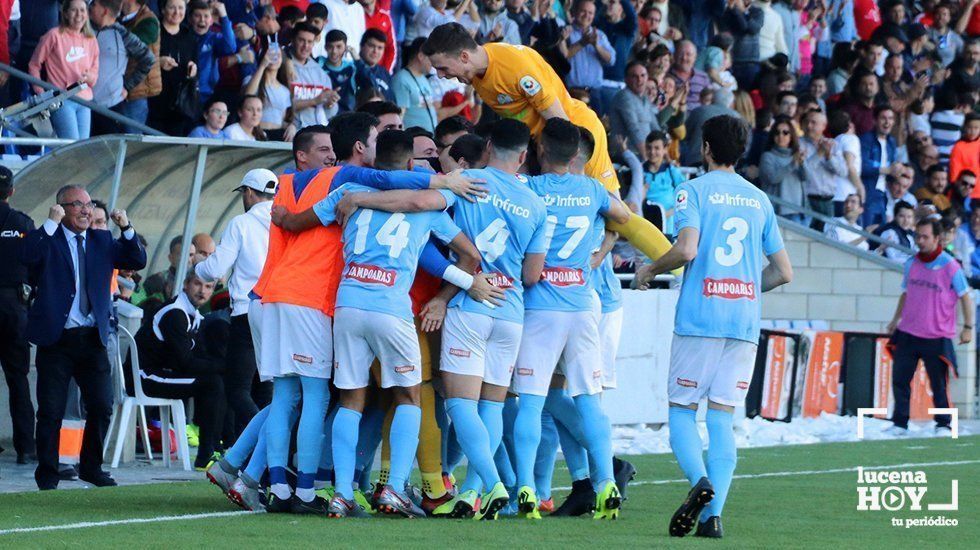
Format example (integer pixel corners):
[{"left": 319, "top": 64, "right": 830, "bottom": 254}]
[{"left": 1, "top": 0, "right": 977, "bottom": 270}]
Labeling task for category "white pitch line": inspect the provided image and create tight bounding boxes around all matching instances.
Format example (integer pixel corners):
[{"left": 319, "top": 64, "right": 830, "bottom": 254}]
[
  {"left": 0, "top": 510, "right": 260, "bottom": 536},
  {"left": 551, "top": 459, "right": 980, "bottom": 492},
  {"left": 4, "top": 459, "right": 977, "bottom": 535}
]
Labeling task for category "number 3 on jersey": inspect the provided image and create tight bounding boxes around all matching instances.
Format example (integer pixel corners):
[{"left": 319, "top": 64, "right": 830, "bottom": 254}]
[
  {"left": 475, "top": 218, "right": 510, "bottom": 262},
  {"left": 714, "top": 217, "right": 748, "bottom": 267},
  {"left": 353, "top": 210, "right": 410, "bottom": 258}
]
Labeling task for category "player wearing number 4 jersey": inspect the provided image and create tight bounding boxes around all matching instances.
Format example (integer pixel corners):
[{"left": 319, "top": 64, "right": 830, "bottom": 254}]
[
  {"left": 337, "top": 119, "right": 548, "bottom": 520},
  {"left": 636, "top": 115, "right": 793, "bottom": 539},
  {"left": 512, "top": 119, "right": 631, "bottom": 520}
]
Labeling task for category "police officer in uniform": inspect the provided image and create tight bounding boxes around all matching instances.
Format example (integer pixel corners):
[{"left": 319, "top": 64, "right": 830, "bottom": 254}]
[{"left": 0, "top": 165, "right": 37, "bottom": 464}]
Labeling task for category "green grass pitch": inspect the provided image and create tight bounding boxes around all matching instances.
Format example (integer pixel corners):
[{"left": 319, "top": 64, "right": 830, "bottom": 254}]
[{"left": 0, "top": 435, "right": 976, "bottom": 548}]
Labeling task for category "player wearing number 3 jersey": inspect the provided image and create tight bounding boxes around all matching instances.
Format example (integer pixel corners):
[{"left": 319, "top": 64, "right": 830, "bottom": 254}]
[{"left": 636, "top": 115, "right": 793, "bottom": 539}]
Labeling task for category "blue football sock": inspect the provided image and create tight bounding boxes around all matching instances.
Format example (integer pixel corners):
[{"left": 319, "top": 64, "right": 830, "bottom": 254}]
[
  {"left": 435, "top": 393, "right": 450, "bottom": 467},
  {"left": 573, "top": 394, "right": 614, "bottom": 484},
  {"left": 296, "top": 376, "right": 330, "bottom": 482},
  {"left": 445, "top": 397, "right": 500, "bottom": 490},
  {"left": 224, "top": 406, "right": 269, "bottom": 470},
  {"left": 668, "top": 406, "right": 707, "bottom": 486},
  {"left": 513, "top": 393, "right": 546, "bottom": 489},
  {"left": 319, "top": 405, "right": 339, "bottom": 472},
  {"left": 535, "top": 410, "right": 560, "bottom": 500},
  {"left": 331, "top": 407, "right": 361, "bottom": 500},
  {"left": 388, "top": 404, "right": 422, "bottom": 491},
  {"left": 703, "top": 408, "right": 737, "bottom": 520},
  {"left": 501, "top": 395, "right": 519, "bottom": 461},
  {"left": 266, "top": 377, "right": 301, "bottom": 472},
  {"left": 355, "top": 406, "right": 385, "bottom": 485},
  {"left": 242, "top": 415, "right": 269, "bottom": 482},
  {"left": 444, "top": 424, "right": 464, "bottom": 474},
  {"left": 545, "top": 388, "right": 590, "bottom": 481},
  {"left": 494, "top": 440, "right": 516, "bottom": 489},
  {"left": 460, "top": 400, "right": 504, "bottom": 494}
]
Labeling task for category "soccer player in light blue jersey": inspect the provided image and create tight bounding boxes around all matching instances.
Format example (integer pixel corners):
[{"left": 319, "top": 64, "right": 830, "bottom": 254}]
[
  {"left": 271, "top": 130, "right": 503, "bottom": 518},
  {"left": 335, "top": 119, "right": 549, "bottom": 520},
  {"left": 635, "top": 115, "right": 794, "bottom": 539},
  {"left": 509, "top": 118, "right": 631, "bottom": 520}
]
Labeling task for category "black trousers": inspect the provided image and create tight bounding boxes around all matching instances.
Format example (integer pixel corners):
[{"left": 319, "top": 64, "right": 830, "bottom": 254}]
[
  {"left": 34, "top": 327, "right": 113, "bottom": 489},
  {"left": 890, "top": 330, "right": 954, "bottom": 429},
  {"left": 143, "top": 373, "right": 226, "bottom": 466},
  {"left": 0, "top": 289, "right": 35, "bottom": 456},
  {"left": 225, "top": 314, "right": 271, "bottom": 436}
]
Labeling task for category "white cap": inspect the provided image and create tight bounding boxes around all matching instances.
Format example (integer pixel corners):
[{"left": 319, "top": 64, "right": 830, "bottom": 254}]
[{"left": 234, "top": 168, "right": 278, "bottom": 195}]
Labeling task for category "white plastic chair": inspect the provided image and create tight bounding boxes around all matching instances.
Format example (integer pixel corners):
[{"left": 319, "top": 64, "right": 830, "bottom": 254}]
[
  {"left": 109, "top": 326, "right": 192, "bottom": 471},
  {"left": 105, "top": 329, "right": 154, "bottom": 464}
]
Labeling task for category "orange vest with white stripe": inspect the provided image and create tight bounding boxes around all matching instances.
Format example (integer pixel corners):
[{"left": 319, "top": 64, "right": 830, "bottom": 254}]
[{"left": 252, "top": 168, "right": 344, "bottom": 316}]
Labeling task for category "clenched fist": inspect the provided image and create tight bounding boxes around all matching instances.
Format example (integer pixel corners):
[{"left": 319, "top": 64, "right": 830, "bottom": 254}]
[
  {"left": 110, "top": 209, "right": 129, "bottom": 228},
  {"left": 49, "top": 204, "right": 65, "bottom": 224}
]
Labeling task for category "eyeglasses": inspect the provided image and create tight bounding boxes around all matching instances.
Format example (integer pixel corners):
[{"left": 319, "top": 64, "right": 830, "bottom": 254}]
[
  {"left": 209, "top": 109, "right": 230, "bottom": 116},
  {"left": 60, "top": 201, "right": 95, "bottom": 210}
]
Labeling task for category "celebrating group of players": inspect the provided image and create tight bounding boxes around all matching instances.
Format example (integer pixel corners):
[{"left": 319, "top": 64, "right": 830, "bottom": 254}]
[{"left": 204, "top": 22, "right": 793, "bottom": 538}]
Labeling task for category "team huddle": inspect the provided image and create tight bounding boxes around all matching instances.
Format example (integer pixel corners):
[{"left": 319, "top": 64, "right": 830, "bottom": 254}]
[{"left": 201, "top": 22, "right": 792, "bottom": 537}]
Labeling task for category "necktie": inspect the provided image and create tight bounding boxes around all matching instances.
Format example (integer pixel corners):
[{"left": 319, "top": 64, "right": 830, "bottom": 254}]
[{"left": 75, "top": 234, "right": 90, "bottom": 316}]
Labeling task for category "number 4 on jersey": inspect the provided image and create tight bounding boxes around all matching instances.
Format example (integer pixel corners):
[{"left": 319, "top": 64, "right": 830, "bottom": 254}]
[{"left": 475, "top": 218, "right": 510, "bottom": 262}]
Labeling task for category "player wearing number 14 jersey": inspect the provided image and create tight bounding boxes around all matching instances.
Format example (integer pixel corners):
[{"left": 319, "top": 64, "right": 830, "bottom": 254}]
[{"left": 636, "top": 116, "right": 793, "bottom": 539}]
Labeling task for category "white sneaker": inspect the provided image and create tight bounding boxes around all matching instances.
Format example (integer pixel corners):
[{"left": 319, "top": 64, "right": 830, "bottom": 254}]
[
  {"left": 935, "top": 425, "right": 953, "bottom": 435},
  {"left": 882, "top": 425, "right": 909, "bottom": 437}
]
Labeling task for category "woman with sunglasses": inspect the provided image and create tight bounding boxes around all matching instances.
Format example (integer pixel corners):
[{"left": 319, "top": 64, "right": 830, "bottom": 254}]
[{"left": 760, "top": 115, "right": 811, "bottom": 223}]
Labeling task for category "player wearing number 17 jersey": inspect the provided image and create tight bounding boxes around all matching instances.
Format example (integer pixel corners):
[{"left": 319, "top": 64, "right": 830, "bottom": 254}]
[
  {"left": 511, "top": 119, "right": 631, "bottom": 520},
  {"left": 636, "top": 116, "right": 793, "bottom": 539}
]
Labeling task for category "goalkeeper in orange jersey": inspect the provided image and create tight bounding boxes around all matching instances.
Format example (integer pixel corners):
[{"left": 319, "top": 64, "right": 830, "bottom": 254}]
[{"left": 421, "top": 22, "right": 672, "bottom": 261}]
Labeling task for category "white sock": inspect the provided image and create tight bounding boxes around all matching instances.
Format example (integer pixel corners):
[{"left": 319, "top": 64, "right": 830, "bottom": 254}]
[
  {"left": 271, "top": 483, "right": 291, "bottom": 500},
  {"left": 295, "top": 487, "right": 315, "bottom": 502}
]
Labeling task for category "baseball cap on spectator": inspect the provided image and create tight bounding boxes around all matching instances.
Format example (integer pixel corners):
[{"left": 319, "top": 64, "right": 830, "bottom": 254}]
[{"left": 234, "top": 169, "right": 278, "bottom": 195}]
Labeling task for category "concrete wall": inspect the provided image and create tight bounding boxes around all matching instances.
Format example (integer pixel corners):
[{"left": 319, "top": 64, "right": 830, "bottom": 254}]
[{"left": 763, "top": 220, "right": 977, "bottom": 418}]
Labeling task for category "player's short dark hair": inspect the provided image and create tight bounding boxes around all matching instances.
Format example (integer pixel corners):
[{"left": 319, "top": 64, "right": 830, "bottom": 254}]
[
  {"left": 489, "top": 119, "right": 530, "bottom": 156},
  {"left": 92, "top": 199, "right": 108, "bottom": 215},
  {"left": 292, "top": 125, "right": 330, "bottom": 162},
  {"left": 702, "top": 115, "right": 749, "bottom": 166},
  {"left": 645, "top": 130, "right": 668, "bottom": 145},
  {"left": 361, "top": 28, "right": 387, "bottom": 46},
  {"left": 576, "top": 126, "right": 596, "bottom": 160},
  {"left": 324, "top": 29, "right": 347, "bottom": 44},
  {"left": 540, "top": 118, "right": 580, "bottom": 165},
  {"left": 775, "top": 90, "right": 797, "bottom": 104},
  {"left": 926, "top": 164, "right": 948, "bottom": 177},
  {"left": 422, "top": 23, "right": 479, "bottom": 56},
  {"left": 435, "top": 116, "right": 473, "bottom": 147},
  {"left": 293, "top": 21, "right": 320, "bottom": 39},
  {"left": 404, "top": 126, "right": 434, "bottom": 140},
  {"left": 403, "top": 37, "right": 427, "bottom": 68},
  {"left": 187, "top": 0, "right": 209, "bottom": 13},
  {"left": 827, "top": 109, "right": 852, "bottom": 137},
  {"left": 278, "top": 4, "right": 305, "bottom": 23},
  {"left": 357, "top": 100, "right": 401, "bottom": 118},
  {"left": 374, "top": 130, "right": 415, "bottom": 171},
  {"left": 873, "top": 104, "right": 895, "bottom": 119},
  {"left": 169, "top": 236, "right": 185, "bottom": 254},
  {"left": 916, "top": 217, "right": 942, "bottom": 236},
  {"left": 328, "top": 112, "right": 379, "bottom": 161},
  {"left": 448, "top": 134, "right": 487, "bottom": 166},
  {"left": 305, "top": 2, "right": 328, "bottom": 20},
  {"left": 893, "top": 200, "right": 914, "bottom": 216}
]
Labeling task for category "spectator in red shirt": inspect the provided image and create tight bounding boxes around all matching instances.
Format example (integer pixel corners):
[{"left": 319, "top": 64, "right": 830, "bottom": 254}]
[{"left": 360, "top": 0, "right": 397, "bottom": 73}]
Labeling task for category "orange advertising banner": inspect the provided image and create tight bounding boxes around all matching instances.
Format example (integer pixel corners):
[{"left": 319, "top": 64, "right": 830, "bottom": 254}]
[
  {"left": 761, "top": 335, "right": 792, "bottom": 419},
  {"left": 873, "top": 337, "right": 893, "bottom": 418},
  {"left": 801, "top": 331, "right": 844, "bottom": 417}
]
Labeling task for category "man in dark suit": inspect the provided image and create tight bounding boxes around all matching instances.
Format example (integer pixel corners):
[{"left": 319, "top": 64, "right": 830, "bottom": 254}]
[{"left": 20, "top": 184, "right": 146, "bottom": 490}]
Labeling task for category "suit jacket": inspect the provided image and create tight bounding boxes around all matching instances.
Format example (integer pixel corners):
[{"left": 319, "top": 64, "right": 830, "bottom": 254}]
[{"left": 20, "top": 224, "right": 146, "bottom": 347}]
